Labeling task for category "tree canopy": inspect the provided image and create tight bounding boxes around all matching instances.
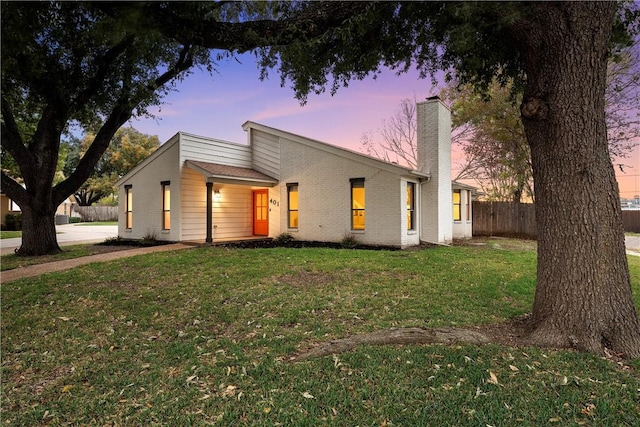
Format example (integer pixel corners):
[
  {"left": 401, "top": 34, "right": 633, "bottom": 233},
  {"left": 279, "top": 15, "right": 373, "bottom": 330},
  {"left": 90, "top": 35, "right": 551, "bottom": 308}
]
[
  {"left": 1, "top": 1, "right": 365, "bottom": 255},
  {"left": 259, "top": 1, "right": 640, "bottom": 357}
]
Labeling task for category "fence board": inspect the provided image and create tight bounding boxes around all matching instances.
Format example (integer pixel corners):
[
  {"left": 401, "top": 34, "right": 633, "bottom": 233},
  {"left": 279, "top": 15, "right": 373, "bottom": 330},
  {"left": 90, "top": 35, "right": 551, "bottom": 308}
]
[
  {"left": 621, "top": 210, "right": 640, "bottom": 233},
  {"left": 72, "top": 205, "right": 118, "bottom": 222},
  {"left": 472, "top": 201, "right": 536, "bottom": 238},
  {"left": 473, "top": 202, "right": 640, "bottom": 237}
]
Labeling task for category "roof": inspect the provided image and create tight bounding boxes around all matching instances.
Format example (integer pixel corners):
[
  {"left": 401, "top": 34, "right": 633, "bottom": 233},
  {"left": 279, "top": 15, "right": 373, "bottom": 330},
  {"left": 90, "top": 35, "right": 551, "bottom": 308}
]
[{"left": 185, "top": 160, "right": 278, "bottom": 185}]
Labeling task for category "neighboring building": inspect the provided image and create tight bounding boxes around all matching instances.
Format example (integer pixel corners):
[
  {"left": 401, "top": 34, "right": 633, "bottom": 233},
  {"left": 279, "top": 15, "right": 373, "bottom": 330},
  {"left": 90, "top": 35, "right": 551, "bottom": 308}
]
[
  {"left": 621, "top": 195, "right": 640, "bottom": 210},
  {"left": 0, "top": 192, "right": 77, "bottom": 227},
  {"left": 115, "top": 98, "right": 474, "bottom": 247}
]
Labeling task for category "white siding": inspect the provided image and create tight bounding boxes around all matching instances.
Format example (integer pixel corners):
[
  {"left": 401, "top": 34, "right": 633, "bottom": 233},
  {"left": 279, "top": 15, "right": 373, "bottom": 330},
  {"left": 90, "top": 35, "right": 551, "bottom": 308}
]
[
  {"left": 211, "top": 184, "right": 253, "bottom": 240},
  {"left": 180, "top": 167, "right": 207, "bottom": 241},
  {"left": 180, "top": 133, "right": 252, "bottom": 168},
  {"left": 251, "top": 130, "right": 281, "bottom": 180}
]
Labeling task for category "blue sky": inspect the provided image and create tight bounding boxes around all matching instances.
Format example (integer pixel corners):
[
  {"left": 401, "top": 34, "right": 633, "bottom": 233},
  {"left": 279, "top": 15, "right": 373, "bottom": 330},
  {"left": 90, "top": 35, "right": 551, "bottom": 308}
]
[
  {"left": 130, "top": 53, "right": 640, "bottom": 199},
  {"left": 131, "top": 53, "right": 437, "bottom": 150}
]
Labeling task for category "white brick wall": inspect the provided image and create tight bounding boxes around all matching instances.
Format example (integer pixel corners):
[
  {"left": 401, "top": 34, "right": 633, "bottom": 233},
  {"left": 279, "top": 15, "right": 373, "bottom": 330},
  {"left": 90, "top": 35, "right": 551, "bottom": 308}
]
[
  {"left": 417, "top": 98, "right": 453, "bottom": 243},
  {"left": 275, "top": 136, "right": 404, "bottom": 246}
]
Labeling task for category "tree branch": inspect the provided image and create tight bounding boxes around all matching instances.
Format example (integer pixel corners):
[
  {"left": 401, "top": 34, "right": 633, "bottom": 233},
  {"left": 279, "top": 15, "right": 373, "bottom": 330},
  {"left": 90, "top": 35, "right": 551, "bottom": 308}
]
[
  {"left": 1, "top": 96, "right": 30, "bottom": 168},
  {"left": 135, "top": 2, "right": 374, "bottom": 52},
  {"left": 0, "top": 172, "right": 27, "bottom": 207},
  {"left": 73, "top": 35, "right": 137, "bottom": 109}
]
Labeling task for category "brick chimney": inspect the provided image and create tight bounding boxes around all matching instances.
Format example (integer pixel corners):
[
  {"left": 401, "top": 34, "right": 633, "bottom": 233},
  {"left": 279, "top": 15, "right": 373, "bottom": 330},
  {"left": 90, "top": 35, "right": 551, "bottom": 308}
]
[{"left": 417, "top": 97, "right": 453, "bottom": 243}]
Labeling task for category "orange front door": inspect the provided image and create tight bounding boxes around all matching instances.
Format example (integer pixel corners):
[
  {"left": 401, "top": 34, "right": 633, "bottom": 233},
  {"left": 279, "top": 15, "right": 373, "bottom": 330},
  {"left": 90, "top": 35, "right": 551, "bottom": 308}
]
[{"left": 253, "top": 190, "right": 269, "bottom": 236}]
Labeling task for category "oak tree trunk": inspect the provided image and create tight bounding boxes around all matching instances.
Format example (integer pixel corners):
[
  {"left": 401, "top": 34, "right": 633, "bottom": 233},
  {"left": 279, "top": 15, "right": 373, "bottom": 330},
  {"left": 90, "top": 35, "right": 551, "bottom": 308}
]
[
  {"left": 517, "top": 3, "right": 640, "bottom": 357},
  {"left": 16, "top": 203, "right": 61, "bottom": 256}
]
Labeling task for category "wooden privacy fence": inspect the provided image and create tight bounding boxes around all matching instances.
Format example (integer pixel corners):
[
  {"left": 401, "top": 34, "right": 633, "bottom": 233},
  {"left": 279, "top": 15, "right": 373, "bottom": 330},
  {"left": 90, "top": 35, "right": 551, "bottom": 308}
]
[
  {"left": 72, "top": 205, "right": 118, "bottom": 222},
  {"left": 472, "top": 201, "right": 537, "bottom": 238},
  {"left": 473, "top": 202, "right": 640, "bottom": 237},
  {"left": 622, "top": 210, "right": 640, "bottom": 233}
]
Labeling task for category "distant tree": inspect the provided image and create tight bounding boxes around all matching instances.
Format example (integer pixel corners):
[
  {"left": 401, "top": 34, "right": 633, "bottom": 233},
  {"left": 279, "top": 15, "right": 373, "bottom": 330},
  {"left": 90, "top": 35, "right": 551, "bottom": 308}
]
[
  {"left": 361, "top": 41, "right": 639, "bottom": 204},
  {"left": 360, "top": 98, "right": 418, "bottom": 169},
  {"left": 606, "top": 40, "right": 640, "bottom": 168},
  {"left": 444, "top": 79, "right": 533, "bottom": 203},
  {"left": 64, "top": 127, "right": 160, "bottom": 206}
]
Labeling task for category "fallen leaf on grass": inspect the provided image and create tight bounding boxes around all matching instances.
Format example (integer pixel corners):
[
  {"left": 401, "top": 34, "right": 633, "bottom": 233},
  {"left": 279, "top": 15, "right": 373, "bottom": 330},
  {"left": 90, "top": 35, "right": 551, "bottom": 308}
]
[
  {"left": 61, "top": 384, "right": 73, "bottom": 393},
  {"left": 57, "top": 316, "right": 71, "bottom": 321},
  {"left": 221, "top": 385, "right": 237, "bottom": 398},
  {"left": 302, "top": 391, "right": 315, "bottom": 399},
  {"left": 487, "top": 371, "right": 499, "bottom": 385},
  {"left": 581, "top": 403, "right": 596, "bottom": 417},
  {"left": 509, "top": 365, "right": 519, "bottom": 372}
]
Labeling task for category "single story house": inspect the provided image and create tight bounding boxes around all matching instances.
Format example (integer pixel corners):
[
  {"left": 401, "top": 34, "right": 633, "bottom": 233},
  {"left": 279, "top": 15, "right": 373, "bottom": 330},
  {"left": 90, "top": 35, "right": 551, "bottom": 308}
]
[{"left": 115, "top": 97, "right": 473, "bottom": 247}]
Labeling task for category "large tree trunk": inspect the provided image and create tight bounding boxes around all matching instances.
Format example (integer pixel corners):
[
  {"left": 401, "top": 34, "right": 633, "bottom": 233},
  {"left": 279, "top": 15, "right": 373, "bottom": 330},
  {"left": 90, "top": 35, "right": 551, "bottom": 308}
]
[
  {"left": 516, "top": 3, "right": 640, "bottom": 357},
  {"left": 17, "top": 203, "right": 61, "bottom": 256}
]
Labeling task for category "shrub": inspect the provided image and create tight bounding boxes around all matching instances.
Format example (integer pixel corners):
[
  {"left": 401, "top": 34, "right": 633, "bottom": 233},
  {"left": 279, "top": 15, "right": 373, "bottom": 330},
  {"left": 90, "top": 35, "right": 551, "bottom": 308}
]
[
  {"left": 4, "top": 213, "right": 22, "bottom": 231},
  {"left": 340, "top": 233, "right": 360, "bottom": 249},
  {"left": 274, "top": 232, "right": 294, "bottom": 245}
]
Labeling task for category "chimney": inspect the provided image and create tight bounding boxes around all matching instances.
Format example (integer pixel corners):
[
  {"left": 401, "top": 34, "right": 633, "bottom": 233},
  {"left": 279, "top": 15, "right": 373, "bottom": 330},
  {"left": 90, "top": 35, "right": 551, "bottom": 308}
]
[{"left": 417, "top": 97, "right": 453, "bottom": 243}]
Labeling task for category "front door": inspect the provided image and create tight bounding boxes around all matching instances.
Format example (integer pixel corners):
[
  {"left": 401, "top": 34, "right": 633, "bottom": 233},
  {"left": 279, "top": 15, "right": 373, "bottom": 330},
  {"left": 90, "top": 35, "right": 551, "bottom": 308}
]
[{"left": 253, "top": 190, "right": 269, "bottom": 236}]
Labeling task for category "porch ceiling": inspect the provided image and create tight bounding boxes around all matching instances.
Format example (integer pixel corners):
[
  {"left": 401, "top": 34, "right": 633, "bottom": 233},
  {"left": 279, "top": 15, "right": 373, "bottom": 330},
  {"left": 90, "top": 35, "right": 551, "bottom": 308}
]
[{"left": 185, "top": 160, "right": 278, "bottom": 187}]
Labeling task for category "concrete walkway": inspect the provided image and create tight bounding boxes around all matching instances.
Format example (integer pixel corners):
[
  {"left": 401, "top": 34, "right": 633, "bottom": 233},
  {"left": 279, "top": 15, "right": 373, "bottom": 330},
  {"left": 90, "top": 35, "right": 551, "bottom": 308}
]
[{"left": 0, "top": 243, "right": 194, "bottom": 283}]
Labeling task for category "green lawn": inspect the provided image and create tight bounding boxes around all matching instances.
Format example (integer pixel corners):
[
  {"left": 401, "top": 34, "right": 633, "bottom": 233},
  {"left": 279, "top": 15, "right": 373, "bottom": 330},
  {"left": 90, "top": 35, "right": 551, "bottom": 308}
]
[
  {"left": 2, "top": 242, "right": 639, "bottom": 426},
  {"left": 0, "top": 230, "right": 21, "bottom": 239},
  {"left": 0, "top": 244, "right": 115, "bottom": 271}
]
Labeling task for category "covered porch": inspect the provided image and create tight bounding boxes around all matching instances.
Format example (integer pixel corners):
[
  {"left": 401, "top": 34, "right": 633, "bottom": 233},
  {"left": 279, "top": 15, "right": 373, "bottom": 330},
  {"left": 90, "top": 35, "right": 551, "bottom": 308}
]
[{"left": 185, "top": 160, "right": 279, "bottom": 243}]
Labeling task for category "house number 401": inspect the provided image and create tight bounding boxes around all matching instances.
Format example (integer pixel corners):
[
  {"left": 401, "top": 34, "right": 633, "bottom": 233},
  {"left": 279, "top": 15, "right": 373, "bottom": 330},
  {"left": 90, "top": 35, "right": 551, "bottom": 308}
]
[{"left": 269, "top": 198, "right": 279, "bottom": 206}]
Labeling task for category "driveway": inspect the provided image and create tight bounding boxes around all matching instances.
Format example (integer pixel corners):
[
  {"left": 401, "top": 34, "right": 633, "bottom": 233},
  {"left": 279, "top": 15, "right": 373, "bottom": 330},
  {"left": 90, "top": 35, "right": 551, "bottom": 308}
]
[{"left": 0, "top": 223, "right": 118, "bottom": 255}]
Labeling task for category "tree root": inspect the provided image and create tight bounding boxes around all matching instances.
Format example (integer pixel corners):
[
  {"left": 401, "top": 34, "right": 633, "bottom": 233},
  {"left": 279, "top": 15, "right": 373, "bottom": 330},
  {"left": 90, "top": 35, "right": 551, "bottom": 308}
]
[{"left": 290, "top": 327, "right": 491, "bottom": 362}]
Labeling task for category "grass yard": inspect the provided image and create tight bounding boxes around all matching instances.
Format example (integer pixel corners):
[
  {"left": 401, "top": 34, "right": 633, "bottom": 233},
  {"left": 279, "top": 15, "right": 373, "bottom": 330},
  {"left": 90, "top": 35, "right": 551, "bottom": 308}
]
[
  {"left": 0, "top": 244, "right": 135, "bottom": 271},
  {"left": 2, "top": 242, "right": 639, "bottom": 426},
  {"left": 0, "top": 230, "right": 21, "bottom": 239}
]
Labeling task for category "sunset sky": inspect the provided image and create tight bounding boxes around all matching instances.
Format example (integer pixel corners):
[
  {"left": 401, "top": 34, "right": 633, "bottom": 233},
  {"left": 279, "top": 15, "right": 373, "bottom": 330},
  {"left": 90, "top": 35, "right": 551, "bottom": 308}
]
[{"left": 131, "top": 52, "right": 640, "bottom": 200}]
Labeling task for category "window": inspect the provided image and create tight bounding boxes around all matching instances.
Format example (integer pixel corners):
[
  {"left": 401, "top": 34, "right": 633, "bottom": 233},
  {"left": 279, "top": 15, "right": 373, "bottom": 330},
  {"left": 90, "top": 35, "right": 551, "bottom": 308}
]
[
  {"left": 162, "top": 181, "right": 170, "bottom": 230},
  {"left": 465, "top": 190, "right": 471, "bottom": 221},
  {"left": 453, "top": 189, "right": 461, "bottom": 221},
  {"left": 407, "top": 182, "right": 416, "bottom": 230},
  {"left": 287, "top": 183, "right": 299, "bottom": 229},
  {"left": 351, "top": 178, "right": 365, "bottom": 230},
  {"left": 125, "top": 185, "right": 133, "bottom": 229}
]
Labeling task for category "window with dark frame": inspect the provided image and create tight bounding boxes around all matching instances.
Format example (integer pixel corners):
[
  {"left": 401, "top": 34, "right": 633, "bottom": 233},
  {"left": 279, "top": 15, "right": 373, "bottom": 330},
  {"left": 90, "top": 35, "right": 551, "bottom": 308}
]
[
  {"left": 350, "top": 178, "right": 365, "bottom": 230},
  {"left": 465, "top": 190, "right": 470, "bottom": 221},
  {"left": 162, "top": 181, "right": 170, "bottom": 230},
  {"left": 407, "top": 182, "right": 416, "bottom": 230},
  {"left": 453, "top": 189, "right": 461, "bottom": 221},
  {"left": 125, "top": 185, "right": 133, "bottom": 229},
  {"left": 287, "top": 183, "right": 298, "bottom": 229}
]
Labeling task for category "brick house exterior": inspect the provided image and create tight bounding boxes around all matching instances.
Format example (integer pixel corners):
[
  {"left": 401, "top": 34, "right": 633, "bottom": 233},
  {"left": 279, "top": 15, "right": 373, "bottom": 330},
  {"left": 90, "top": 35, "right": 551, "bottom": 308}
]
[{"left": 116, "top": 98, "right": 473, "bottom": 247}]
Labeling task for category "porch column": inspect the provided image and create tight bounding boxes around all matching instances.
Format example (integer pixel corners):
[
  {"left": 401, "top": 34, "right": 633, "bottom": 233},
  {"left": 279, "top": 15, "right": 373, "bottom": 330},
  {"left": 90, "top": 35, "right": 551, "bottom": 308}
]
[{"left": 206, "top": 179, "right": 213, "bottom": 244}]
